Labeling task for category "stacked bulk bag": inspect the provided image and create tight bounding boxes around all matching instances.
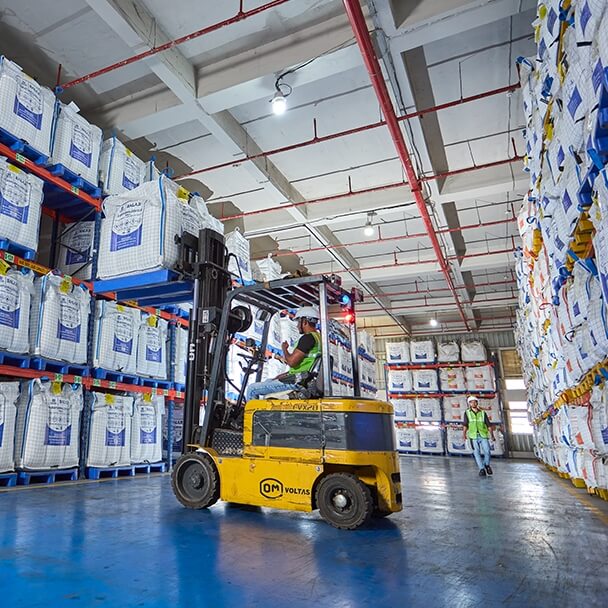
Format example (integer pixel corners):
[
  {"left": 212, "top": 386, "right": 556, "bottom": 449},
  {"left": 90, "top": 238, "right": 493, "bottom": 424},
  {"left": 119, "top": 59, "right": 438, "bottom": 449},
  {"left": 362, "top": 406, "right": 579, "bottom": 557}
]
[
  {"left": 136, "top": 313, "right": 168, "bottom": 379},
  {"left": 489, "top": 432, "right": 505, "bottom": 456},
  {"left": 439, "top": 367, "right": 465, "bottom": 392},
  {"left": 226, "top": 228, "right": 252, "bottom": 282},
  {"left": 173, "top": 325, "right": 188, "bottom": 386},
  {"left": 253, "top": 254, "right": 283, "bottom": 281},
  {"left": 419, "top": 427, "right": 443, "bottom": 454},
  {"left": 97, "top": 176, "right": 182, "bottom": 279},
  {"left": 181, "top": 194, "right": 224, "bottom": 238},
  {"left": 99, "top": 136, "right": 146, "bottom": 196},
  {"left": 0, "top": 268, "right": 33, "bottom": 353},
  {"left": 14, "top": 380, "right": 82, "bottom": 470},
  {"left": 0, "top": 57, "right": 55, "bottom": 156},
  {"left": 415, "top": 397, "right": 441, "bottom": 422},
  {"left": 443, "top": 396, "right": 468, "bottom": 422},
  {"left": 0, "top": 382, "right": 19, "bottom": 472},
  {"left": 590, "top": 385, "right": 608, "bottom": 454},
  {"left": 461, "top": 341, "right": 486, "bottom": 362},
  {"left": 437, "top": 341, "right": 459, "bottom": 363},
  {"left": 446, "top": 426, "right": 472, "bottom": 455},
  {"left": 479, "top": 397, "right": 501, "bottom": 423},
  {"left": 92, "top": 301, "right": 140, "bottom": 374},
  {"left": 410, "top": 339, "right": 435, "bottom": 363},
  {"left": 465, "top": 365, "right": 495, "bottom": 392},
  {"left": 412, "top": 368, "right": 438, "bottom": 392},
  {"left": 385, "top": 341, "right": 409, "bottom": 363},
  {"left": 30, "top": 274, "right": 90, "bottom": 364},
  {"left": 86, "top": 392, "right": 134, "bottom": 468},
  {"left": 387, "top": 369, "right": 412, "bottom": 393},
  {"left": 49, "top": 102, "right": 102, "bottom": 186},
  {"left": 56, "top": 221, "right": 95, "bottom": 280},
  {"left": 391, "top": 398, "right": 415, "bottom": 421},
  {"left": 395, "top": 425, "right": 418, "bottom": 453},
  {"left": 130, "top": 394, "right": 163, "bottom": 464},
  {"left": 0, "top": 157, "right": 44, "bottom": 252},
  {"left": 163, "top": 402, "right": 183, "bottom": 458}
]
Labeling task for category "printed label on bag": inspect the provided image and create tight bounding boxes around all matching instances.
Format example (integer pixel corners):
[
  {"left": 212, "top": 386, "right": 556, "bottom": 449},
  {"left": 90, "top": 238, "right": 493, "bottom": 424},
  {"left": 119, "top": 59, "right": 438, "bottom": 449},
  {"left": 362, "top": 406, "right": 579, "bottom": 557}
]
[
  {"left": 69, "top": 123, "right": 93, "bottom": 168},
  {"left": 139, "top": 405, "right": 157, "bottom": 444},
  {"left": 144, "top": 326, "right": 162, "bottom": 363},
  {"left": 567, "top": 87, "right": 582, "bottom": 119},
  {"left": 122, "top": 155, "right": 140, "bottom": 190},
  {"left": 57, "top": 294, "right": 81, "bottom": 343},
  {"left": 112, "top": 313, "right": 133, "bottom": 355},
  {"left": 106, "top": 410, "right": 126, "bottom": 446},
  {"left": 13, "top": 78, "right": 43, "bottom": 130},
  {"left": 44, "top": 400, "right": 72, "bottom": 446},
  {"left": 0, "top": 276, "right": 20, "bottom": 329},
  {"left": 423, "top": 440, "right": 437, "bottom": 448},
  {"left": 0, "top": 395, "right": 5, "bottom": 447},
  {"left": 110, "top": 200, "right": 143, "bottom": 251},
  {"left": 65, "top": 223, "right": 93, "bottom": 265},
  {"left": 181, "top": 204, "right": 201, "bottom": 238},
  {"left": 0, "top": 169, "right": 31, "bottom": 224}
]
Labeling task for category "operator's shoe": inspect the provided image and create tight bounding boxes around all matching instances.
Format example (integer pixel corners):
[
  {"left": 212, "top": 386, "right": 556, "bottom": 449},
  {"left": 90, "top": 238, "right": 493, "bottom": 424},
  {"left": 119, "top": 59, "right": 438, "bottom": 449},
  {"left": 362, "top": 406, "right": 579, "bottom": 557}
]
[
  {"left": 479, "top": 468, "right": 487, "bottom": 477},
  {"left": 485, "top": 465, "right": 493, "bottom": 476}
]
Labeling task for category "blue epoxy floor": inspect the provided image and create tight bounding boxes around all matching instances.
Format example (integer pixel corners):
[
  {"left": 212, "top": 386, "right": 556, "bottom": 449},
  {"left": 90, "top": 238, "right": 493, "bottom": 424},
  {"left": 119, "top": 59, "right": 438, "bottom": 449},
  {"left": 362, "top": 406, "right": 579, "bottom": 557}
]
[{"left": 1, "top": 457, "right": 607, "bottom": 607}]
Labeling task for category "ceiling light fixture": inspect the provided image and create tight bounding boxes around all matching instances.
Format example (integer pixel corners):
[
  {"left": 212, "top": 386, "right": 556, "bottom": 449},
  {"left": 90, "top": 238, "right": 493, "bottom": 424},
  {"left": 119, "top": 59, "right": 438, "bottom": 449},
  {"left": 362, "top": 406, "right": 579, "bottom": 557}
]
[
  {"left": 271, "top": 90, "right": 287, "bottom": 115},
  {"left": 429, "top": 318, "right": 438, "bottom": 327},
  {"left": 363, "top": 211, "right": 376, "bottom": 236}
]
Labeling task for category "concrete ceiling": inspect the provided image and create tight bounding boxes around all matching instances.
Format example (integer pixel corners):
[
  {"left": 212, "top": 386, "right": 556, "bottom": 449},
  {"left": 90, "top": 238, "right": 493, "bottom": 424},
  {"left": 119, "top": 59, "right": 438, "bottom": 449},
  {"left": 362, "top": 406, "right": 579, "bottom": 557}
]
[{"left": 0, "top": 0, "right": 535, "bottom": 337}]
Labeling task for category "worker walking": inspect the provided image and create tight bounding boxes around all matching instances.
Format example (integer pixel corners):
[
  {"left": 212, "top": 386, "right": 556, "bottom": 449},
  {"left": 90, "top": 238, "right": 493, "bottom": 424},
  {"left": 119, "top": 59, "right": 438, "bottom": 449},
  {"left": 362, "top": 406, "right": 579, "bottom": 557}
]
[
  {"left": 245, "top": 306, "right": 321, "bottom": 401},
  {"left": 462, "top": 395, "right": 495, "bottom": 477}
]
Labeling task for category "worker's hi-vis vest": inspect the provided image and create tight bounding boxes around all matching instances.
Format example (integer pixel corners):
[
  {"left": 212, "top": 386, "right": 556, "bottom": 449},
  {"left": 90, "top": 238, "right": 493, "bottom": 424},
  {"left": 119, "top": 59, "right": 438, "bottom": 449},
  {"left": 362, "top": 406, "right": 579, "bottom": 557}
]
[
  {"left": 466, "top": 409, "right": 489, "bottom": 439},
  {"left": 289, "top": 332, "right": 321, "bottom": 374}
]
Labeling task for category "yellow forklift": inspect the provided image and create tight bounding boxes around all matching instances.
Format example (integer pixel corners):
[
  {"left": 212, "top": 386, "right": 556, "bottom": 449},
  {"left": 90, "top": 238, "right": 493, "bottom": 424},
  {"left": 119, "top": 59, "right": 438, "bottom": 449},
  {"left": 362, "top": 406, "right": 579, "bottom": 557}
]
[{"left": 171, "top": 229, "right": 402, "bottom": 529}]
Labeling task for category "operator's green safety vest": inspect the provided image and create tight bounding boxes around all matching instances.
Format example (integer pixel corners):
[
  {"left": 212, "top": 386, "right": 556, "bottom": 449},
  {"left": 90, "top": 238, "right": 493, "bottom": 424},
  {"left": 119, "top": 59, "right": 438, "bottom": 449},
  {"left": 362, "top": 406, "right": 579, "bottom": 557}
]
[
  {"left": 465, "top": 408, "right": 489, "bottom": 439},
  {"left": 289, "top": 331, "right": 321, "bottom": 374}
]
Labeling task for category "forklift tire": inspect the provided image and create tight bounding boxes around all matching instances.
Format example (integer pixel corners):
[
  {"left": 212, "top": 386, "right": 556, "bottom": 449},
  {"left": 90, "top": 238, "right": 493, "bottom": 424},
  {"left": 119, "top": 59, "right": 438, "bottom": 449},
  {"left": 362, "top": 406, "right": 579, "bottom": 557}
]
[
  {"left": 316, "top": 473, "right": 373, "bottom": 530},
  {"left": 171, "top": 453, "right": 220, "bottom": 510}
]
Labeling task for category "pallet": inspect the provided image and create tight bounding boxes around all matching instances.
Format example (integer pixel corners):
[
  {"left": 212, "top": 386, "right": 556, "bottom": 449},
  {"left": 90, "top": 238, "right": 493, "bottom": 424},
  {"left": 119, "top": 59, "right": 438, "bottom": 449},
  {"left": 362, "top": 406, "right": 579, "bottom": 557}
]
[
  {"left": 0, "top": 472, "right": 17, "bottom": 488},
  {"left": 86, "top": 462, "right": 166, "bottom": 480},
  {"left": 0, "top": 350, "right": 30, "bottom": 368},
  {"left": 29, "top": 357, "right": 89, "bottom": 376},
  {"left": 133, "top": 462, "right": 166, "bottom": 474},
  {"left": 172, "top": 382, "right": 185, "bottom": 393},
  {"left": 17, "top": 467, "right": 78, "bottom": 485},
  {"left": 419, "top": 451, "right": 446, "bottom": 457},
  {"left": 0, "top": 238, "right": 36, "bottom": 261},
  {"left": 0, "top": 127, "right": 48, "bottom": 165},
  {"left": 46, "top": 163, "right": 102, "bottom": 198},
  {"left": 138, "top": 377, "right": 171, "bottom": 389},
  {"left": 92, "top": 367, "right": 140, "bottom": 385}
]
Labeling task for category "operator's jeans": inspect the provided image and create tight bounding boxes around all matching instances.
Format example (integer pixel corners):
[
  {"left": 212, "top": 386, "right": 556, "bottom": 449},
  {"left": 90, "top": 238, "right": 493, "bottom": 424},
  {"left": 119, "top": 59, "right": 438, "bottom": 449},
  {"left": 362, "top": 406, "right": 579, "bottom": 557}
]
[
  {"left": 471, "top": 437, "right": 491, "bottom": 470},
  {"left": 245, "top": 379, "right": 299, "bottom": 401}
]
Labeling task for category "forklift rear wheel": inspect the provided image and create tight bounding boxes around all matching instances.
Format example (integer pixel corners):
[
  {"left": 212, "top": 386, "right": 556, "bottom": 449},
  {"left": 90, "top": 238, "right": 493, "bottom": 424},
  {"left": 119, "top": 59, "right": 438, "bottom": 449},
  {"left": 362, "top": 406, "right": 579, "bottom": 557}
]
[
  {"left": 316, "top": 473, "right": 373, "bottom": 530},
  {"left": 171, "top": 453, "right": 220, "bottom": 509}
]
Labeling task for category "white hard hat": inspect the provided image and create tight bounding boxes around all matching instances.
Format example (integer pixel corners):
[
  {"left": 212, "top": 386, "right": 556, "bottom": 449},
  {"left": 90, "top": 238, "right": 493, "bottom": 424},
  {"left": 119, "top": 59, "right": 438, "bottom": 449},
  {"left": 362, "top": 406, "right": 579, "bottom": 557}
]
[
  {"left": 467, "top": 395, "right": 479, "bottom": 404},
  {"left": 294, "top": 306, "right": 320, "bottom": 320}
]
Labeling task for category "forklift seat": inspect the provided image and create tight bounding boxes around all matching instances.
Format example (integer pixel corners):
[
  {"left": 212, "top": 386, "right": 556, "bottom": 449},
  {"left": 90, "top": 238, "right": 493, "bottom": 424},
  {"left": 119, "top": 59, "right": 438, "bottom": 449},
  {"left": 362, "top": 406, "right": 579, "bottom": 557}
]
[{"left": 265, "top": 354, "right": 329, "bottom": 400}]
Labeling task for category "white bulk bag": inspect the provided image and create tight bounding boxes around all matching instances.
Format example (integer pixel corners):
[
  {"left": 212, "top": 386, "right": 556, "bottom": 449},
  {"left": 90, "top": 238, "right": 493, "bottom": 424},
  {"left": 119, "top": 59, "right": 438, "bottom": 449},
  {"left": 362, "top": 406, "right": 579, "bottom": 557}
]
[
  {"left": 443, "top": 396, "right": 468, "bottom": 422},
  {"left": 396, "top": 426, "right": 418, "bottom": 452},
  {"left": 136, "top": 314, "right": 168, "bottom": 379},
  {"left": 57, "top": 221, "right": 95, "bottom": 280},
  {"left": 86, "top": 393, "right": 134, "bottom": 468},
  {"left": 0, "top": 382, "right": 19, "bottom": 472},
  {"left": 0, "top": 268, "right": 33, "bottom": 354},
  {"left": 385, "top": 341, "right": 409, "bottom": 363},
  {"left": 567, "top": 405, "right": 595, "bottom": 449},
  {"left": 253, "top": 254, "right": 283, "bottom": 281},
  {"left": 415, "top": 397, "right": 441, "bottom": 421},
  {"left": 412, "top": 369, "right": 438, "bottom": 392},
  {"left": 99, "top": 136, "right": 146, "bottom": 195},
  {"left": 92, "top": 300, "right": 140, "bottom": 374},
  {"left": 446, "top": 426, "right": 472, "bottom": 455},
  {"left": 419, "top": 427, "right": 443, "bottom": 454},
  {"left": 437, "top": 341, "right": 460, "bottom": 363},
  {"left": 391, "top": 398, "right": 415, "bottom": 421},
  {"left": 50, "top": 102, "right": 102, "bottom": 186},
  {"left": 489, "top": 433, "right": 505, "bottom": 456},
  {"left": 97, "top": 176, "right": 182, "bottom": 279},
  {"left": 410, "top": 340, "right": 435, "bottom": 363},
  {"left": 0, "top": 156, "right": 44, "bottom": 252},
  {"left": 439, "top": 367, "right": 466, "bottom": 392},
  {"left": 30, "top": 274, "right": 90, "bottom": 364},
  {"left": 180, "top": 194, "right": 224, "bottom": 239},
  {"left": 0, "top": 57, "right": 54, "bottom": 156},
  {"left": 479, "top": 397, "right": 501, "bottom": 423},
  {"left": 130, "top": 394, "right": 163, "bottom": 464},
  {"left": 387, "top": 369, "right": 412, "bottom": 393},
  {"left": 173, "top": 325, "right": 188, "bottom": 385},
  {"left": 14, "top": 380, "right": 82, "bottom": 470},
  {"left": 465, "top": 365, "right": 495, "bottom": 392},
  {"left": 163, "top": 402, "right": 183, "bottom": 456},
  {"left": 590, "top": 386, "right": 608, "bottom": 454},
  {"left": 226, "top": 228, "right": 252, "bottom": 282},
  {"left": 461, "top": 341, "right": 486, "bottom": 362}
]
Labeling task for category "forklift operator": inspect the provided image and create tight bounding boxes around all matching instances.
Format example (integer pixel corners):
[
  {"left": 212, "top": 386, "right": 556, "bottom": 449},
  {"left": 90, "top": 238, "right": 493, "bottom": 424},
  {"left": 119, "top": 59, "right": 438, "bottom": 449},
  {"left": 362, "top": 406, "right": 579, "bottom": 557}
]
[{"left": 245, "top": 306, "right": 321, "bottom": 401}]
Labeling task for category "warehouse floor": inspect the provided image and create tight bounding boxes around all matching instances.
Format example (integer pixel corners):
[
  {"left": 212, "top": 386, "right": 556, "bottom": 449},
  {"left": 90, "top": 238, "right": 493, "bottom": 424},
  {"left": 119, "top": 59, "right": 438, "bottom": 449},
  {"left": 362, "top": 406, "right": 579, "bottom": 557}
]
[{"left": 1, "top": 457, "right": 606, "bottom": 608}]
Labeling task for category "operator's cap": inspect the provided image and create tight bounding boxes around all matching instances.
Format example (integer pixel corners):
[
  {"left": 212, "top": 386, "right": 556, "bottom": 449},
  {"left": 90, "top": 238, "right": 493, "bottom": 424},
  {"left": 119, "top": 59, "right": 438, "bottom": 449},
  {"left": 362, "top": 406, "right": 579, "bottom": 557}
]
[
  {"left": 467, "top": 395, "right": 479, "bottom": 404},
  {"left": 294, "top": 306, "right": 320, "bottom": 320}
]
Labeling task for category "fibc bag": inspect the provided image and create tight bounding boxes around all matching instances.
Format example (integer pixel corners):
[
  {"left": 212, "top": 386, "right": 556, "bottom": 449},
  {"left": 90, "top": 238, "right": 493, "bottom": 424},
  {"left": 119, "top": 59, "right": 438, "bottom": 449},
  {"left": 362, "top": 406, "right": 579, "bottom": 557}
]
[
  {"left": 99, "top": 136, "right": 145, "bottom": 196},
  {"left": 57, "top": 221, "right": 95, "bottom": 280},
  {"left": 0, "top": 268, "right": 33, "bottom": 354},
  {"left": 0, "top": 381, "right": 19, "bottom": 472},
  {"left": 130, "top": 394, "right": 163, "bottom": 464},
  {"left": 136, "top": 313, "right": 168, "bottom": 379}
]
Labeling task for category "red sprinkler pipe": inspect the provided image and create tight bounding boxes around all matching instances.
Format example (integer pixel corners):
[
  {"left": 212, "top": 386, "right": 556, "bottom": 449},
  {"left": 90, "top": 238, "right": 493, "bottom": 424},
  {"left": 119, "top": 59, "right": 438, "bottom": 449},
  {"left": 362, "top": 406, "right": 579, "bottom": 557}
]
[
  {"left": 61, "top": 0, "right": 291, "bottom": 89},
  {"left": 356, "top": 296, "right": 517, "bottom": 314}
]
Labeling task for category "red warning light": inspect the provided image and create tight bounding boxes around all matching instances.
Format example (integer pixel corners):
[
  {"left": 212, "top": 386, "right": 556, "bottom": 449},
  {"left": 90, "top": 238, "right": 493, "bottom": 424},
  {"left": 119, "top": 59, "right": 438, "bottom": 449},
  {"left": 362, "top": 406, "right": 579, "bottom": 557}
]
[{"left": 344, "top": 312, "right": 355, "bottom": 324}]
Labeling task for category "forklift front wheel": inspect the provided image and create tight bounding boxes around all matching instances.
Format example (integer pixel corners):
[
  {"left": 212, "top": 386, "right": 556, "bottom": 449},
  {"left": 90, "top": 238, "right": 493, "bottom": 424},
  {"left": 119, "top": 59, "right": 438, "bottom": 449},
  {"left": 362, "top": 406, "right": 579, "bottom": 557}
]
[
  {"left": 316, "top": 473, "right": 373, "bottom": 530},
  {"left": 171, "top": 452, "right": 220, "bottom": 509}
]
